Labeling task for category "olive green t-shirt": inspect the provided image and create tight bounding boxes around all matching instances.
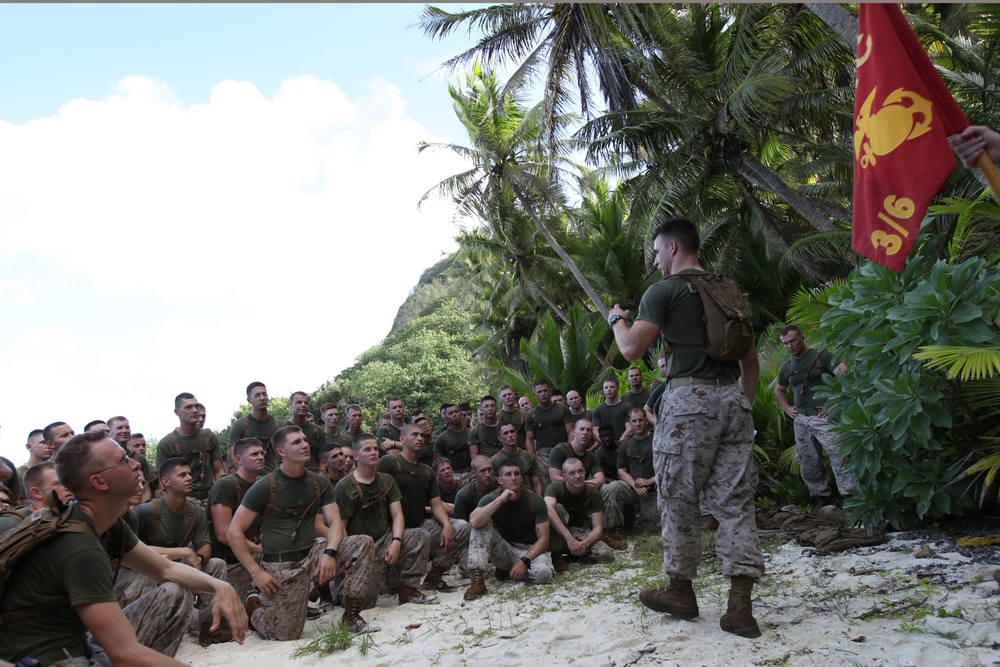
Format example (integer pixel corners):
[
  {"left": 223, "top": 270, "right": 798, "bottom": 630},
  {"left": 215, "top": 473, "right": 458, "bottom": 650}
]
[
  {"left": 626, "top": 388, "right": 652, "bottom": 410},
  {"left": 156, "top": 429, "right": 223, "bottom": 500},
  {"left": 490, "top": 449, "right": 541, "bottom": 488},
  {"left": 525, "top": 403, "right": 573, "bottom": 450},
  {"left": 375, "top": 454, "right": 438, "bottom": 529},
  {"left": 592, "top": 400, "right": 634, "bottom": 440},
  {"left": 334, "top": 472, "right": 402, "bottom": 540},
  {"left": 545, "top": 481, "right": 605, "bottom": 528},
  {"left": 435, "top": 427, "right": 473, "bottom": 472},
  {"left": 377, "top": 423, "right": 402, "bottom": 448},
  {"left": 777, "top": 348, "right": 838, "bottom": 411},
  {"left": 229, "top": 414, "right": 284, "bottom": 471},
  {"left": 0, "top": 506, "right": 137, "bottom": 663},
  {"left": 476, "top": 488, "right": 548, "bottom": 545},
  {"left": 209, "top": 472, "right": 261, "bottom": 562},
  {"left": 324, "top": 430, "right": 353, "bottom": 447},
  {"left": 618, "top": 432, "right": 655, "bottom": 480},
  {"left": 0, "top": 506, "right": 31, "bottom": 536},
  {"left": 241, "top": 469, "right": 335, "bottom": 557},
  {"left": 130, "top": 497, "right": 211, "bottom": 550},
  {"left": 453, "top": 481, "right": 497, "bottom": 521},
  {"left": 548, "top": 443, "right": 601, "bottom": 479},
  {"left": 635, "top": 271, "right": 741, "bottom": 380},
  {"left": 595, "top": 444, "right": 621, "bottom": 481},
  {"left": 469, "top": 421, "right": 502, "bottom": 459}
]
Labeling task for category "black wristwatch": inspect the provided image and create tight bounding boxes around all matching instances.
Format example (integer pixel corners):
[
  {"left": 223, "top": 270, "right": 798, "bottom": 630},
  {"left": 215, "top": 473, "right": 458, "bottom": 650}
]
[
  {"left": 608, "top": 313, "right": 624, "bottom": 327},
  {"left": 323, "top": 548, "right": 338, "bottom": 558},
  {"left": 519, "top": 556, "right": 531, "bottom": 567}
]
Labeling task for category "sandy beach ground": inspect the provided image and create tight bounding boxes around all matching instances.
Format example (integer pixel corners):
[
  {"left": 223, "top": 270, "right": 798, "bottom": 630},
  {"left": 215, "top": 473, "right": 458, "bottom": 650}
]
[{"left": 177, "top": 527, "right": 1000, "bottom": 667}]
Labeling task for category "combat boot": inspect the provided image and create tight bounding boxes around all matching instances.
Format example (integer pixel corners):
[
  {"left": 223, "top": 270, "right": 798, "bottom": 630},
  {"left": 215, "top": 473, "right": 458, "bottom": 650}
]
[
  {"left": 198, "top": 616, "right": 233, "bottom": 646},
  {"left": 719, "top": 576, "right": 761, "bottom": 638},
  {"left": 244, "top": 594, "right": 262, "bottom": 634},
  {"left": 464, "top": 569, "right": 487, "bottom": 601},
  {"left": 551, "top": 551, "right": 569, "bottom": 574},
  {"left": 422, "top": 566, "right": 457, "bottom": 592},
  {"left": 602, "top": 527, "right": 628, "bottom": 551},
  {"left": 399, "top": 584, "right": 439, "bottom": 605},
  {"left": 639, "top": 578, "right": 699, "bottom": 619},
  {"left": 342, "top": 597, "right": 380, "bottom": 635}
]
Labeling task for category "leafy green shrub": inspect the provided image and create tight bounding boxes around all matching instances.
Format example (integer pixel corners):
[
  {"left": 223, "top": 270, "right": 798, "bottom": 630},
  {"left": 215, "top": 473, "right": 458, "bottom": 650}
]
[{"left": 813, "top": 242, "right": 1000, "bottom": 528}]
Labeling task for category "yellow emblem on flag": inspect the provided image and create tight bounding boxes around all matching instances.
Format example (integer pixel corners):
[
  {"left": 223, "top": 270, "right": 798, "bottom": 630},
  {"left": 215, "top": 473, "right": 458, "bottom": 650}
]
[{"left": 854, "top": 86, "right": 934, "bottom": 169}]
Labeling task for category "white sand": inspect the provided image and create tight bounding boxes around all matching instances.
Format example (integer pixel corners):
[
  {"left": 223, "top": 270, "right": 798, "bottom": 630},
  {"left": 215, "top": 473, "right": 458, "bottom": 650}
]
[{"left": 177, "top": 533, "right": 1000, "bottom": 667}]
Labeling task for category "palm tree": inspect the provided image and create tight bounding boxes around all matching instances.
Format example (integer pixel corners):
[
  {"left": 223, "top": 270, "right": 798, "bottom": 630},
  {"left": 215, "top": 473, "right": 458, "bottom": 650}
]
[
  {"left": 419, "top": 63, "right": 611, "bottom": 319},
  {"left": 420, "top": 3, "right": 856, "bottom": 235}
]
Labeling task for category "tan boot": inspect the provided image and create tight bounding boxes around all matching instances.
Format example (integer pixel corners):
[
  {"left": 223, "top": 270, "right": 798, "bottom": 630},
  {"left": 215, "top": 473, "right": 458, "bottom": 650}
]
[
  {"left": 551, "top": 551, "right": 569, "bottom": 574},
  {"left": 719, "top": 576, "right": 761, "bottom": 638},
  {"left": 198, "top": 616, "right": 233, "bottom": 646},
  {"left": 341, "top": 597, "right": 380, "bottom": 635},
  {"left": 602, "top": 527, "right": 628, "bottom": 551},
  {"left": 422, "top": 566, "right": 457, "bottom": 592},
  {"left": 464, "top": 569, "right": 488, "bottom": 601},
  {"left": 639, "top": 578, "right": 699, "bottom": 619},
  {"left": 399, "top": 584, "right": 439, "bottom": 605},
  {"left": 244, "top": 593, "right": 262, "bottom": 634}
]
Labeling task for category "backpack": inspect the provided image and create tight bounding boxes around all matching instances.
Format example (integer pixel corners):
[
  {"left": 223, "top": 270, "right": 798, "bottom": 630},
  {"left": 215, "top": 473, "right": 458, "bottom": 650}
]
[
  {"left": 665, "top": 272, "right": 753, "bottom": 362},
  {"left": 257, "top": 471, "right": 330, "bottom": 542},
  {"left": 0, "top": 498, "right": 93, "bottom": 628}
]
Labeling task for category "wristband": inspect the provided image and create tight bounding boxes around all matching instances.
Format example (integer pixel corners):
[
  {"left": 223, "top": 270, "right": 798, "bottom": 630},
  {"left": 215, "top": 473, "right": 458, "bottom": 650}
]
[
  {"left": 323, "top": 548, "right": 338, "bottom": 558},
  {"left": 519, "top": 556, "right": 531, "bottom": 567},
  {"left": 392, "top": 536, "right": 402, "bottom": 543}
]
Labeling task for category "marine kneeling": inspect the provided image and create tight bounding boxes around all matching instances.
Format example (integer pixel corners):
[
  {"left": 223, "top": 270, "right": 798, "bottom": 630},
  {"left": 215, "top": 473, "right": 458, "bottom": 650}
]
[
  {"left": 227, "top": 425, "right": 342, "bottom": 640},
  {"left": 464, "top": 460, "right": 553, "bottom": 601},
  {"left": 545, "top": 458, "right": 615, "bottom": 573}
]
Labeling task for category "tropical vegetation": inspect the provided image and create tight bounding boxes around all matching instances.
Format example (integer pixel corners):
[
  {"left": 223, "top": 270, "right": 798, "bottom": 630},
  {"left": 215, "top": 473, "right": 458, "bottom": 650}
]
[{"left": 216, "top": 3, "right": 1000, "bottom": 530}]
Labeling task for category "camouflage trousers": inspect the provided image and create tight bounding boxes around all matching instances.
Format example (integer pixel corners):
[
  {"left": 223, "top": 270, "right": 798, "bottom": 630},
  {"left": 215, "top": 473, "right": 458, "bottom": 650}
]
[
  {"left": 253, "top": 540, "right": 324, "bottom": 640},
  {"left": 190, "top": 558, "right": 228, "bottom": 630},
  {"left": 468, "top": 524, "right": 554, "bottom": 584},
  {"left": 654, "top": 384, "right": 763, "bottom": 581},
  {"left": 600, "top": 480, "right": 640, "bottom": 529},
  {"left": 225, "top": 553, "right": 261, "bottom": 606},
  {"left": 420, "top": 517, "right": 470, "bottom": 570},
  {"left": 548, "top": 505, "right": 614, "bottom": 563},
  {"left": 53, "top": 582, "right": 193, "bottom": 666},
  {"left": 536, "top": 447, "right": 553, "bottom": 487},
  {"left": 114, "top": 565, "right": 158, "bottom": 608},
  {"left": 794, "top": 414, "right": 854, "bottom": 497},
  {"left": 328, "top": 533, "right": 378, "bottom": 608},
  {"left": 331, "top": 528, "right": 431, "bottom": 608}
]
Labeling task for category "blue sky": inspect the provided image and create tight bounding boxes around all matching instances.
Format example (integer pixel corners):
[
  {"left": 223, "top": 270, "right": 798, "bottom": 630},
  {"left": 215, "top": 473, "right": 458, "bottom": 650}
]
[{"left": 0, "top": 3, "right": 494, "bottom": 462}]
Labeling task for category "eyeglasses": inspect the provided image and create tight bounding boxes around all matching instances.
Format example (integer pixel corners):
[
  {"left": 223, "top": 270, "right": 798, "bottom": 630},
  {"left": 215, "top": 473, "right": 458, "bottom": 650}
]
[{"left": 92, "top": 454, "right": 131, "bottom": 476}]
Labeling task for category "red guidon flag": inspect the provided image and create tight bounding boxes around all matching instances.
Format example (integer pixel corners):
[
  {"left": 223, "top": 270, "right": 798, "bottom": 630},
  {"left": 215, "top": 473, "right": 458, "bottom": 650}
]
[{"left": 853, "top": 3, "right": 968, "bottom": 272}]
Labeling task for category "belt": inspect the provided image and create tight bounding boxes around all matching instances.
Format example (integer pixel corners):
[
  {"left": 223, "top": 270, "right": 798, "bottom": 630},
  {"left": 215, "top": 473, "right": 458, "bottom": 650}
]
[
  {"left": 263, "top": 547, "right": 311, "bottom": 563},
  {"left": 33, "top": 640, "right": 91, "bottom": 666},
  {"left": 666, "top": 376, "right": 737, "bottom": 390},
  {"left": 800, "top": 407, "right": 824, "bottom": 416}
]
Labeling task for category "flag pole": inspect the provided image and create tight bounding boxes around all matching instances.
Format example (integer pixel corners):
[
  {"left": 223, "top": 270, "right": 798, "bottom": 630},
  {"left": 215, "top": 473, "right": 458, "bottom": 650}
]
[{"left": 974, "top": 153, "right": 1000, "bottom": 201}]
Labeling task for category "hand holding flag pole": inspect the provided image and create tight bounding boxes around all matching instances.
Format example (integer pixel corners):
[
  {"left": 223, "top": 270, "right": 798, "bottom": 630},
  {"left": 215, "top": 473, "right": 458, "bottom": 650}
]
[{"left": 950, "top": 125, "right": 1000, "bottom": 200}]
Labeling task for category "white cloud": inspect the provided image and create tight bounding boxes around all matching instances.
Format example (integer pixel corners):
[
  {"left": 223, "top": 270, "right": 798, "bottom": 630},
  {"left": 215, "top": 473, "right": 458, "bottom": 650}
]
[{"left": 0, "top": 74, "right": 468, "bottom": 461}]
